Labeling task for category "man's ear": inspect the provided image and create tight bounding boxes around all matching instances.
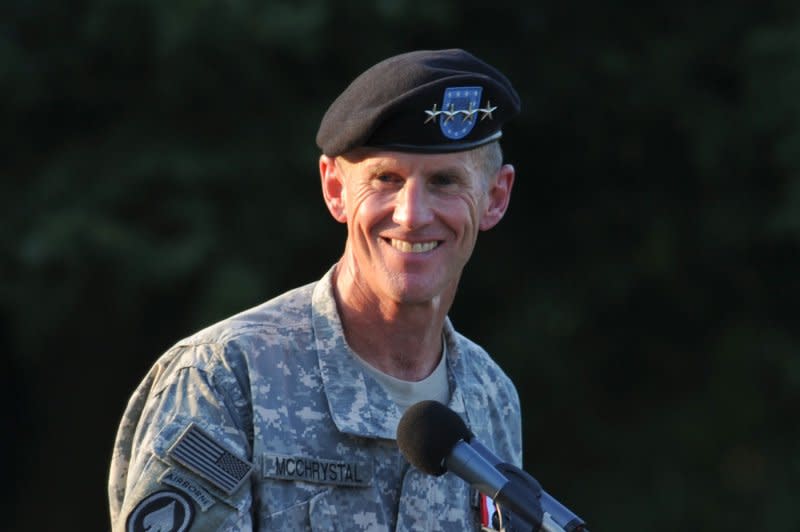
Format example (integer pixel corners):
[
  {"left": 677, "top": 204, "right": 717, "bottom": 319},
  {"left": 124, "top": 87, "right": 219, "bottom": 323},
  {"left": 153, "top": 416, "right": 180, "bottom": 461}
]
[
  {"left": 479, "top": 163, "right": 515, "bottom": 231},
  {"left": 320, "top": 155, "right": 348, "bottom": 223}
]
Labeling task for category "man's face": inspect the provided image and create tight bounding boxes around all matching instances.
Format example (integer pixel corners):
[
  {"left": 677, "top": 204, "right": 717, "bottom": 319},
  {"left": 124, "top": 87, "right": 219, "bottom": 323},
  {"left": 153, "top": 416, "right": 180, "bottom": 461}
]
[{"left": 325, "top": 148, "right": 509, "bottom": 305}]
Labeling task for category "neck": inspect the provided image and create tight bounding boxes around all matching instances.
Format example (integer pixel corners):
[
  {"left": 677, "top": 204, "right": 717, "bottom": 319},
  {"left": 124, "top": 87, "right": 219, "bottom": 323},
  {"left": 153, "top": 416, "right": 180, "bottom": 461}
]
[{"left": 332, "top": 261, "right": 454, "bottom": 381}]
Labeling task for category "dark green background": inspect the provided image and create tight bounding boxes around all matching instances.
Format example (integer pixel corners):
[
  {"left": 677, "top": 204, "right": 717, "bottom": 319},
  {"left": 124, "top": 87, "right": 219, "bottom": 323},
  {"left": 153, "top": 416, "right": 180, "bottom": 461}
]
[{"left": 3, "top": 1, "right": 798, "bottom": 530}]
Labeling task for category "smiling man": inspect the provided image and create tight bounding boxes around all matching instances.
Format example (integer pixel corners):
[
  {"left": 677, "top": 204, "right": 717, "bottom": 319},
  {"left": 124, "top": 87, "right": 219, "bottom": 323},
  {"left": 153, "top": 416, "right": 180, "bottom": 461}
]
[{"left": 109, "top": 48, "right": 522, "bottom": 531}]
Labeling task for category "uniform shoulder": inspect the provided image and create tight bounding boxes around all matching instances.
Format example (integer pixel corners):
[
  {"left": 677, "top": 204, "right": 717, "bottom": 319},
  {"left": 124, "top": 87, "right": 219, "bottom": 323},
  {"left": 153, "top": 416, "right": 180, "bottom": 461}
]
[
  {"left": 175, "top": 280, "right": 317, "bottom": 348},
  {"left": 139, "top": 280, "right": 317, "bottom": 391}
]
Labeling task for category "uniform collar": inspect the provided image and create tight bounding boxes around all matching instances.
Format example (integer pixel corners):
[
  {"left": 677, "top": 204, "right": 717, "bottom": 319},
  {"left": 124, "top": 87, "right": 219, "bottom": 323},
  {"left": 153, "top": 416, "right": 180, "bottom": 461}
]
[{"left": 311, "top": 266, "right": 469, "bottom": 440}]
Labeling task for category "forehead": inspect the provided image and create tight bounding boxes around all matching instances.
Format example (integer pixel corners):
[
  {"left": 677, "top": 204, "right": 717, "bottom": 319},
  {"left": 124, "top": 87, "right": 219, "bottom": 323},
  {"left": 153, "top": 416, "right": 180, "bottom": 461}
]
[{"left": 340, "top": 149, "right": 477, "bottom": 176}]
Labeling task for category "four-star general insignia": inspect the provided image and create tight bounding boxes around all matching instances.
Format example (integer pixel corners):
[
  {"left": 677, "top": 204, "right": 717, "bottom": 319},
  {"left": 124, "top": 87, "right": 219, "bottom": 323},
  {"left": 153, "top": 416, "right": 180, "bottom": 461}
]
[
  {"left": 424, "top": 86, "right": 499, "bottom": 141},
  {"left": 439, "top": 86, "right": 483, "bottom": 140}
]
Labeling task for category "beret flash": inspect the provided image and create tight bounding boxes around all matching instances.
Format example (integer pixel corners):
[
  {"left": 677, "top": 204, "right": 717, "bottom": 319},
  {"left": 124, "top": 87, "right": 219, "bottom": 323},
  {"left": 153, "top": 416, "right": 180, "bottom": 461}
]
[{"left": 316, "top": 48, "right": 521, "bottom": 156}]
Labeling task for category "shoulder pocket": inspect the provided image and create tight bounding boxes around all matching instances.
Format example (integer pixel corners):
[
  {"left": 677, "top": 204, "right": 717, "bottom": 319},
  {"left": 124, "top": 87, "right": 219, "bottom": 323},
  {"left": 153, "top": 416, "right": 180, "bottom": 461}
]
[{"left": 152, "top": 417, "right": 252, "bottom": 513}]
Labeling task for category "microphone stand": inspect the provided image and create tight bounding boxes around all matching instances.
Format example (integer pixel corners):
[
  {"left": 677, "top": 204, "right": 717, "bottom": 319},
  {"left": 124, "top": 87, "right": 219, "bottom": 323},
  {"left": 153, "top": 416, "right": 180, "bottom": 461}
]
[
  {"left": 471, "top": 441, "right": 589, "bottom": 532},
  {"left": 494, "top": 463, "right": 590, "bottom": 532}
]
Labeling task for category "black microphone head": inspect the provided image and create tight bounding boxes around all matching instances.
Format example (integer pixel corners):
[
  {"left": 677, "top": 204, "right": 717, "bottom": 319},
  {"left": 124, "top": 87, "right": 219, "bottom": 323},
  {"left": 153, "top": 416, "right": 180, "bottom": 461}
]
[{"left": 396, "top": 400, "right": 472, "bottom": 476}]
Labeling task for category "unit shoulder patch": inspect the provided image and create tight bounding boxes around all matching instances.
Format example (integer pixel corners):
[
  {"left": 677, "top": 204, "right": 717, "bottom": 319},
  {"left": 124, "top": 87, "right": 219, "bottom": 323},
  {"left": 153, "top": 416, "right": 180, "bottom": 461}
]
[{"left": 126, "top": 490, "right": 194, "bottom": 532}]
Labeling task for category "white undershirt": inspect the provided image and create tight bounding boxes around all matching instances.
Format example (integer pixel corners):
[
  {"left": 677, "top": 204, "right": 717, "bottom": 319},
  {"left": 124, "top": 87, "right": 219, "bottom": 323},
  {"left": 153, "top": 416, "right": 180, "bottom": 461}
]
[{"left": 352, "top": 339, "right": 450, "bottom": 412}]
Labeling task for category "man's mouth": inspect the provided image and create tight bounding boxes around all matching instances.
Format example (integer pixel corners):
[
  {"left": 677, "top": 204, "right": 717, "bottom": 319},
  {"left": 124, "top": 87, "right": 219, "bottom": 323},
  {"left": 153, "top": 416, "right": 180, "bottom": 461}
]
[{"left": 389, "top": 239, "right": 439, "bottom": 253}]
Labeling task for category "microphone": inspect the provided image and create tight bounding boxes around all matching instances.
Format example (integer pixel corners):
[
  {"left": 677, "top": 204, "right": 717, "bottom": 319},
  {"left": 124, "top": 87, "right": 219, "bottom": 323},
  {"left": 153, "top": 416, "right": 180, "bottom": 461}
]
[{"left": 396, "top": 400, "right": 589, "bottom": 532}]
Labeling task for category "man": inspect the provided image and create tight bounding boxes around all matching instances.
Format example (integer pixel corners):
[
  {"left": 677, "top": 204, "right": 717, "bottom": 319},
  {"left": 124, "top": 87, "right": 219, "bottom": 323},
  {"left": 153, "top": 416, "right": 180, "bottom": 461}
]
[{"left": 109, "top": 48, "right": 522, "bottom": 531}]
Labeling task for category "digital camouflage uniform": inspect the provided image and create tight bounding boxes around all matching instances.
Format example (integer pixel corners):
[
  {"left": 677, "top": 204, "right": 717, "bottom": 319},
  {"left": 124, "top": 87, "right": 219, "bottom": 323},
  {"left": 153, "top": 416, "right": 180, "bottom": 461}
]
[{"left": 109, "top": 266, "right": 522, "bottom": 531}]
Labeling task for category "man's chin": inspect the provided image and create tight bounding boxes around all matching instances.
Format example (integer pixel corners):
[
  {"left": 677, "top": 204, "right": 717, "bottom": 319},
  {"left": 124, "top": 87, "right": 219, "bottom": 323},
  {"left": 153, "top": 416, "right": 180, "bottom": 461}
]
[{"left": 383, "top": 275, "right": 448, "bottom": 305}]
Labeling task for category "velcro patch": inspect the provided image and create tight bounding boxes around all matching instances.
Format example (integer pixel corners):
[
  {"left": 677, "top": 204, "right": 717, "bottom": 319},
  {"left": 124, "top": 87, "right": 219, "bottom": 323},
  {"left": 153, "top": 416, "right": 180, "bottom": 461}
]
[
  {"left": 167, "top": 423, "right": 253, "bottom": 495},
  {"left": 127, "top": 490, "right": 194, "bottom": 532},
  {"left": 263, "top": 453, "right": 373, "bottom": 487},
  {"left": 159, "top": 468, "right": 216, "bottom": 512}
]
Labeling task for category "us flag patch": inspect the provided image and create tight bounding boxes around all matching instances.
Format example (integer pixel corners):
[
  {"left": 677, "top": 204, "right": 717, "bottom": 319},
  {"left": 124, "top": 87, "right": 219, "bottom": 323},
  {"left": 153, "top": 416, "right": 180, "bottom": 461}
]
[{"left": 167, "top": 423, "right": 253, "bottom": 495}]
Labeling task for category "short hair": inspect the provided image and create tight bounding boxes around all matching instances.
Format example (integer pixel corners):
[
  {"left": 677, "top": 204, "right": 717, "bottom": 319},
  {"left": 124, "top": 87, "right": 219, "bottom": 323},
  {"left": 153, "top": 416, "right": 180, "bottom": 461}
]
[{"left": 470, "top": 141, "right": 504, "bottom": 183}]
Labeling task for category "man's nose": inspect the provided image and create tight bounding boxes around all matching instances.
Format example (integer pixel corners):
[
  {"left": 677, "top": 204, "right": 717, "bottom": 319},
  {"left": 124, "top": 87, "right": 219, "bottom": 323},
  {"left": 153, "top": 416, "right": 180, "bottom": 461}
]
[{"left": 392, "top": 179, "right": 434, "bottom": 228}]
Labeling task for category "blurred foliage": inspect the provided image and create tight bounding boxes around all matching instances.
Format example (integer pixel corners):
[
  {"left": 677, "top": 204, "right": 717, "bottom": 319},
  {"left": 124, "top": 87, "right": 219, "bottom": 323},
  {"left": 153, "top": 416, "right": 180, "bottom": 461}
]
[{"left": 2, "top": 0, "right": 799, "bottom": 530}]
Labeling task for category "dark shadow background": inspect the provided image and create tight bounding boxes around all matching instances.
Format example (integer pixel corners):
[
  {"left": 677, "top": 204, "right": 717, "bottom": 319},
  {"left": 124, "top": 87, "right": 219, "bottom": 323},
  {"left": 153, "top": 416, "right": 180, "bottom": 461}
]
[{"left": 3, "top": 1, "right": 799, "bottom": 530}]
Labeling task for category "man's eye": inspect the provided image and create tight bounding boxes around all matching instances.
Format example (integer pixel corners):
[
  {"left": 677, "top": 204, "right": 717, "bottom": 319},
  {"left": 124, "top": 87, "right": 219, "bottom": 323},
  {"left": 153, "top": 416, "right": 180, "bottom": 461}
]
[
  {"left": 431, "top": 175, "right": 457, "bottom": 186},
  {"left": 375, "top": 174, "right": 402, "bottom": 185}
]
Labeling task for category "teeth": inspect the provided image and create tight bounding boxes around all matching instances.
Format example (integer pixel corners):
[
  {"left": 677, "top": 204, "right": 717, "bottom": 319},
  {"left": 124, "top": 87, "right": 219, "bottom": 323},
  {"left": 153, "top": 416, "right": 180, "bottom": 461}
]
[{"left": 390, "top": 239, "right": 438, "bottom": 253}]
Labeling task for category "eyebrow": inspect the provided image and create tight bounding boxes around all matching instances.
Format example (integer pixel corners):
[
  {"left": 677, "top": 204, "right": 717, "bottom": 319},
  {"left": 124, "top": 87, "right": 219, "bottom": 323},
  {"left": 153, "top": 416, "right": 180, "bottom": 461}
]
[
  {"left": 363, "top": 161, "right": 469, "bottom": 179},
  {"left": 364, "top": 161, "right": 393, "bottom": 176},
  {"left": 430, "top": 166, "right": 468, "bottom": 178}
]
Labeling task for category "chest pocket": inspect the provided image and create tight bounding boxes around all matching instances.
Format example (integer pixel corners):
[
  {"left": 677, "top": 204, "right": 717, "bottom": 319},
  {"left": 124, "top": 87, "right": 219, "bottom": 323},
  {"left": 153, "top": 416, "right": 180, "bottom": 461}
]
[
  {"left": 261, "top": 484, "right": 388, "bottom": 532},
  {"left": 259, "top": 451, "right": 390, "bottom": 530},
  {"left": 259, "top": 474, "right": 481, "bottom": 532},
  {"left": 394, "top": 469, "right": 481, "bottom": 532}
]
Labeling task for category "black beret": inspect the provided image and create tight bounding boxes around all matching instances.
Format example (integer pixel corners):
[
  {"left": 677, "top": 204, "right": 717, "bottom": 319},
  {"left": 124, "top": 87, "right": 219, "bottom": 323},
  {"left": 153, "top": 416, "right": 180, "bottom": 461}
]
[{"left": 316, "top": 48, "right": 521, "bottom": 156}]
